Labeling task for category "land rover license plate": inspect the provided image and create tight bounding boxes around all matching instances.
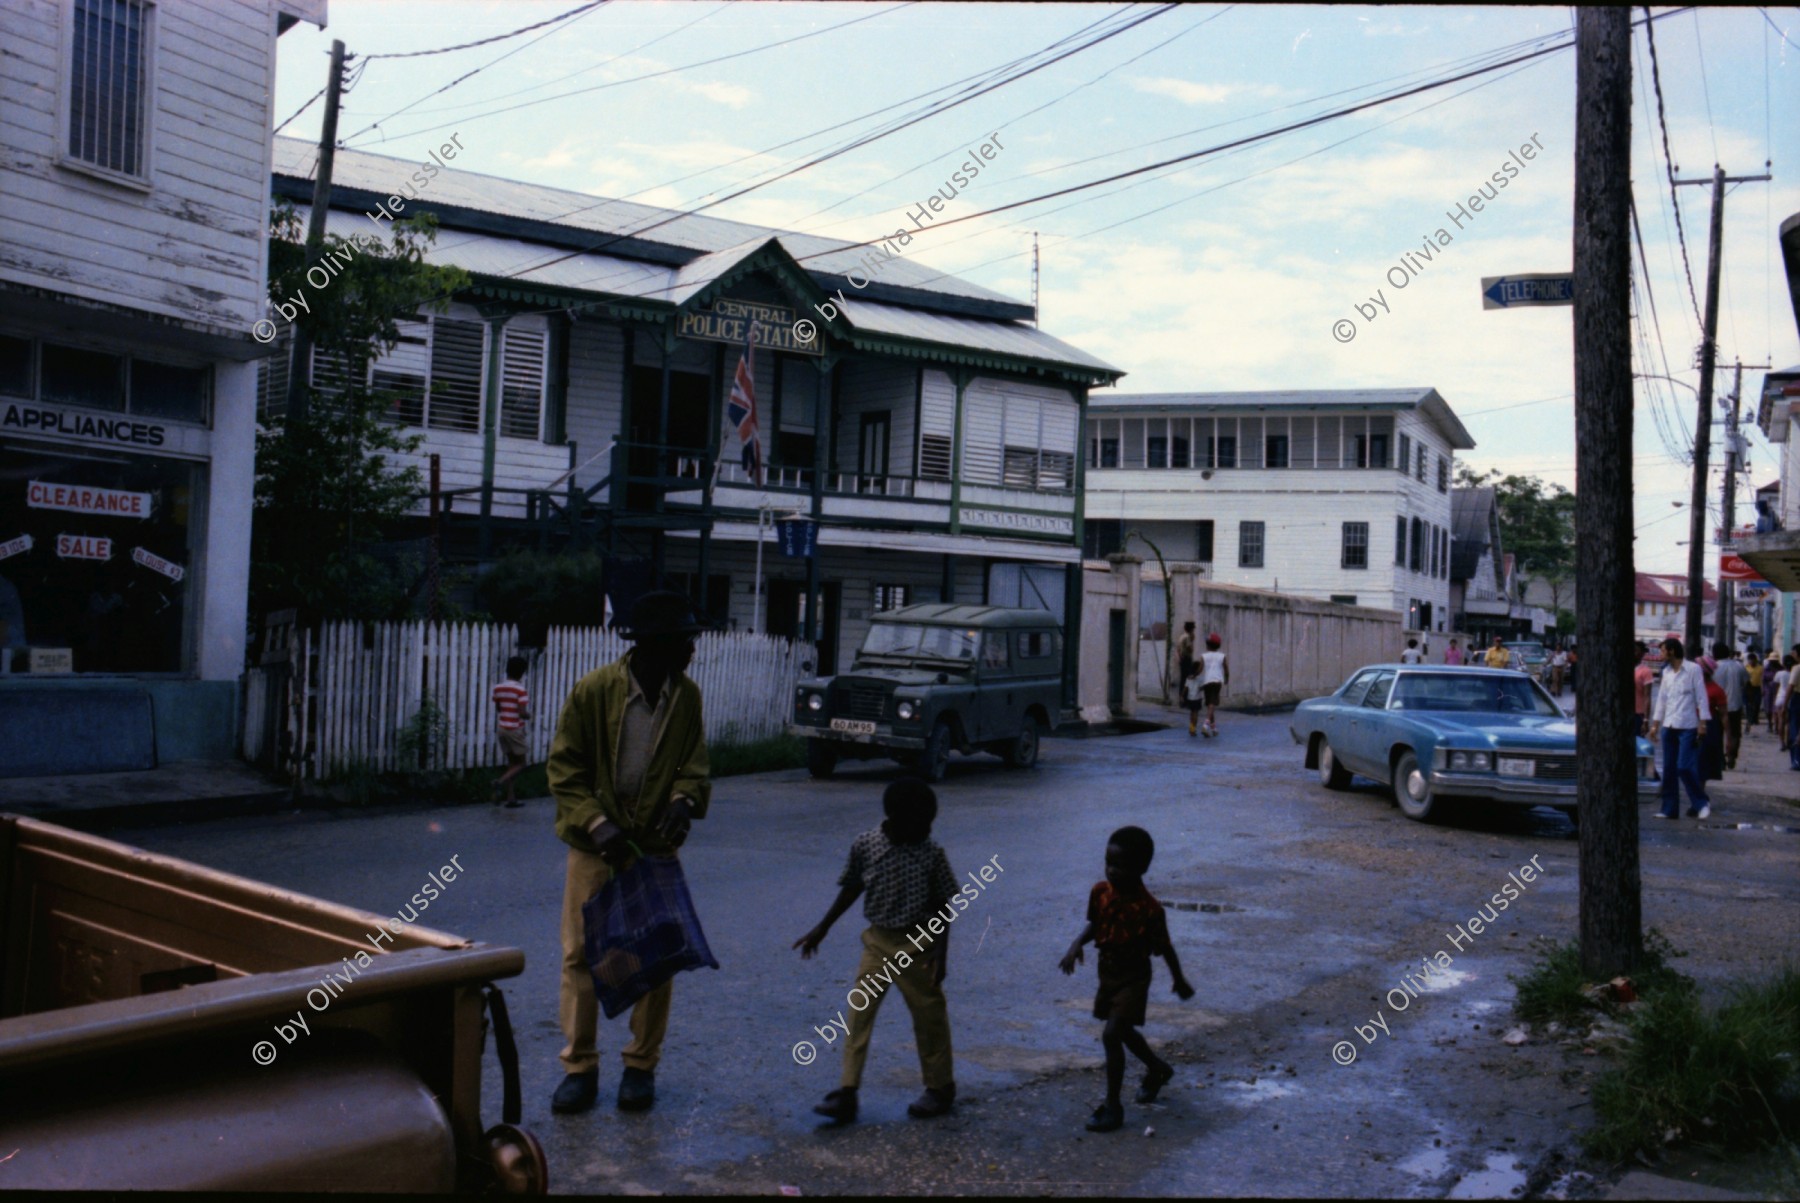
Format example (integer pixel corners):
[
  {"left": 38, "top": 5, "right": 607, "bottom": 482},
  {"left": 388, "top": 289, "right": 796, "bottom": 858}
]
[{"left": 830, "top": 718, "right": 876, "bottom": 735}]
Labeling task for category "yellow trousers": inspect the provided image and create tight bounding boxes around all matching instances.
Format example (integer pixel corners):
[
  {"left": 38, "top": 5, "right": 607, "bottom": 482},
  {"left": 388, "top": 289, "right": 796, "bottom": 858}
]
[
  {"left": 558, "top": 845, "right": 672, "bottom": 1074},
  {"left": 840, "top": 925, "right": 954, "bottom": 1091}
]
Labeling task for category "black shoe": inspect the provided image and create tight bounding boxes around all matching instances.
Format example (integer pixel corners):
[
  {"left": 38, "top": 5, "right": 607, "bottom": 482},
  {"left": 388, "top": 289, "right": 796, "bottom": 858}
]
[
  {"left": 907, "top": 1083, "right": 956, "bottom": 1119},
  {"left": 551, "top": 1070, "right": 598, "bottom": 1114},
  {"left": 504, "top": 799, "right": 524, "bottom": 808},
  {"left": 1136, "top": 1062, "right": 1173, "bottom": 1103},
  {"left": 812, "top": 1087, "right": 858, "bottom": 1124},
  {"left": 1085, "top": 1101, "right": 1125, "bottom": 1132},
  {"left": 617, "top": 1066, "right": 655, "bottom": 1112}
]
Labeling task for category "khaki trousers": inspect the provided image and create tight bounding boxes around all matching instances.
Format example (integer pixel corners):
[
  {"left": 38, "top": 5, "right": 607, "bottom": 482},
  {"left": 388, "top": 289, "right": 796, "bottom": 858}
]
[
  {"left": 840, "top": 925, "right": 954, "bottom": 1091},
  {"left": 558, "top": 845, "right": 672, "bottom": 1074}
]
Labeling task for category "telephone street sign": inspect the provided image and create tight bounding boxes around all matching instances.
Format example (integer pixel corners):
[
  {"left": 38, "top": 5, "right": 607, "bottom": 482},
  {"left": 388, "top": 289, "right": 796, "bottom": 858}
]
[{"left": 1481, "top": 273, "right": 1575, "bottom": 309}]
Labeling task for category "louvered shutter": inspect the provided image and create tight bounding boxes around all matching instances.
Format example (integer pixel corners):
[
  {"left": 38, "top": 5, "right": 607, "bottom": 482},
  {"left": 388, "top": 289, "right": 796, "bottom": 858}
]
[
  {"left": 500, "top": 324, "right": 547, "bottom": 440},
  {"left": 427, "top": 318, "right": 485, "bottom": 433},
  {"left": 372, "top": 318, "right": 430, "bottom": 427}
]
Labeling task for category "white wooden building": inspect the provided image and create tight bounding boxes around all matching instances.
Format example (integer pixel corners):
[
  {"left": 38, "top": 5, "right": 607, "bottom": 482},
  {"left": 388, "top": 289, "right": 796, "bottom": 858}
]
[
  {"left": 264, "top": 136, "right": 1120, "bottom": 692},
  {"left": 0, "top": 0, "right": 325, "bottom": 772},
  {"left": 1082, "top": 389, "right": 1473, "bottom": 633}
]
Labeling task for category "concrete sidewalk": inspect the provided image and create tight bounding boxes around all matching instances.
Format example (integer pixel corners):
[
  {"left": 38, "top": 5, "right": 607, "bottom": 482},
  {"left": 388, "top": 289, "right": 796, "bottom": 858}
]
[{"left": 0, "top": 760, "right": 293, "bottom": 831}]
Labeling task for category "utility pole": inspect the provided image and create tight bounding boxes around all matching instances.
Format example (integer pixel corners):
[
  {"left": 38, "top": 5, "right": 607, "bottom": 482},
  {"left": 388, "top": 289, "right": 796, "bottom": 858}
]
[
  {"left": 1675, "top": 164, "right": 1771, "bottom": 651},
  {"left": 1716, "top": 360, "right": 1772, "bottom": 648},
  {"left": 1571, "top": 7, "right": 1640, "bottom": 979},
  {"left": 284, "top": 39, "right": 348, "bottom": 428}
]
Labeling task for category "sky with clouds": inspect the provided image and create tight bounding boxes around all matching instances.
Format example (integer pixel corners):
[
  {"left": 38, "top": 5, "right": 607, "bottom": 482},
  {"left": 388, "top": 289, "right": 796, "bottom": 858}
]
[{"left": 274, "top": 2, "right": 1800, "bottom": 577}]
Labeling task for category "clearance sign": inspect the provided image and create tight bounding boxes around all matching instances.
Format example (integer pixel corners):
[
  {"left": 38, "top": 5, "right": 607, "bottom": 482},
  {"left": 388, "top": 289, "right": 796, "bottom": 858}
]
[{"left": 26, "top": 481, "right": 152, "bottom": 519}]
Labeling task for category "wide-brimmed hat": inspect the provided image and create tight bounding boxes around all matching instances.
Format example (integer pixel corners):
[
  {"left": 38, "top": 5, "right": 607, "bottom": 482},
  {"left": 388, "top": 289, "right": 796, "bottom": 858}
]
[{"left": 617, "top": 590, "right": 709, "bottom": 639}]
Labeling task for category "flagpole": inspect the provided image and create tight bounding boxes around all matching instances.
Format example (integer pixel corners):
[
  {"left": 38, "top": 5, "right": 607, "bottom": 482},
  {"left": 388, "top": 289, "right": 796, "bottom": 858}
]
[{"left": 753, "top": 504, "right": 768, "bottom": 634}]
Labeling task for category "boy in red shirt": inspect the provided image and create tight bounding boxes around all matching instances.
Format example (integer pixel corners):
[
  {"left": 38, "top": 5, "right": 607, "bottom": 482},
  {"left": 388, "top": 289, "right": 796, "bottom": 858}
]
[
  {"left": 491, "top": 655, "right": 532, "bottom": 807},
  {"left": 1059, "top": 825, "right": 1194, "bottom": 1133}
]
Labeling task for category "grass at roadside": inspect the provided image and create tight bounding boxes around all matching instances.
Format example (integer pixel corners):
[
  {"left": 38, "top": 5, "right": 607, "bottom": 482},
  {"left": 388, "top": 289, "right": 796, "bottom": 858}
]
[{"left": 1511, "top": 935, "right": 1800, "bottom": 1162}]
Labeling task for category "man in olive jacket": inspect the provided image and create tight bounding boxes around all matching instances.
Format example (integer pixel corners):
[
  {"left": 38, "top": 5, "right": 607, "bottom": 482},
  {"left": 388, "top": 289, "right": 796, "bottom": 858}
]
[{"left": 547, "top": 590, "right": 711, "bottom": 1115}]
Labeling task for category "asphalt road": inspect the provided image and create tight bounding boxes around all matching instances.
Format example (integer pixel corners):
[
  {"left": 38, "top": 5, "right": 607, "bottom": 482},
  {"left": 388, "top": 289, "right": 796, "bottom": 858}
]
[{"left": 111, "top": 708, "right": 1800, "bottom": 1197}]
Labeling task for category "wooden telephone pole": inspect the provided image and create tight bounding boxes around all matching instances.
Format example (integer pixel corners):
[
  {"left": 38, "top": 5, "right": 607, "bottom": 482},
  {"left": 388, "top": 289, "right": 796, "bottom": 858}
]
[
  {"left": 283, "top": 39, "right": 347, "bottom": 427},
  {"left": 1571, "top": 7, "right": 1641, "bottom": 978}
]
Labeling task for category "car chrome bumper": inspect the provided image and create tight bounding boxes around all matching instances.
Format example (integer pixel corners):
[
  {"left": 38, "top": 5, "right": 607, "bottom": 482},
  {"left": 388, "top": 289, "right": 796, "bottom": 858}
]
[
  {"left": 1429, "top": 770, "right": 1662, "bottom": 806},
  {"left": 787, "top": 723, "right": 927, "bottom": 750}
]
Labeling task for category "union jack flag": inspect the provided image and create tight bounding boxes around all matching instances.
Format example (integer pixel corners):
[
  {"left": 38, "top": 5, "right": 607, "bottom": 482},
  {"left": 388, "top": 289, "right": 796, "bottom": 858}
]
[{"left": 726, "top": 326, "right": 763, "bottom": 486}]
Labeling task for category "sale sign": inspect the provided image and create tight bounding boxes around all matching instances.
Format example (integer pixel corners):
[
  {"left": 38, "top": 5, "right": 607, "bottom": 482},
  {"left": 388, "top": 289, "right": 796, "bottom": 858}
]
[{"left": 56, "top": 533, "right": 112, "bottom": 561}]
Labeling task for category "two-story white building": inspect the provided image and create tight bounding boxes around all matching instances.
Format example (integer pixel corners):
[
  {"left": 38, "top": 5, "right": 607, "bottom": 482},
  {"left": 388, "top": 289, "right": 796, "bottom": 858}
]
[
  {"left": 1736, "top": 212, "right": 1800, "bottom": 652},
  {"left": 1082, "top": 389, "right": 1473, "bottom": 633},
  {"left": 1, "top": 0, "right": 325, "bottom": 772},
  {"left": 263, "top": 136, "right": 1120, "bottom": 691}
]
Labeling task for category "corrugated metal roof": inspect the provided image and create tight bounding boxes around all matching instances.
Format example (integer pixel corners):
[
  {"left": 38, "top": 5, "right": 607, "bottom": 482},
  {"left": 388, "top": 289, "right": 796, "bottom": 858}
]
[
  {"left": 273, "top": 137, "right": 1019, "bottom": 310},
  {"left": 833, "top": 293, "right": 1120, "bottom": 375},
  {"left": 1090, "top": 387, "right": 1475, "bottom": 449}
]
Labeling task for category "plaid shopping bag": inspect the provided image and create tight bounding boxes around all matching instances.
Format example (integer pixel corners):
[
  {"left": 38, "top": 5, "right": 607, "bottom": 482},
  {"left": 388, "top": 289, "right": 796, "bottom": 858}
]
[{"left": 582, "top": 854, "right": 720, "bottom": 1019}]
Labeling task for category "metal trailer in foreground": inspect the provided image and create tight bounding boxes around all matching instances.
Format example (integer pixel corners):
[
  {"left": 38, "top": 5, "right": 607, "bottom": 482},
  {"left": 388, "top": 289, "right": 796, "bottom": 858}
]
[{"left": 0, "top": 815, "right": 545, "bottom": 1193}]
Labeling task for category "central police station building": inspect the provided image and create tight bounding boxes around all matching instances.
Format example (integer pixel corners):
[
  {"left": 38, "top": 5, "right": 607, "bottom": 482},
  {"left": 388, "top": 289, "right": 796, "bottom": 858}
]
[{"left": 265, "top": 135, "right": 1120, "bottom": 691}]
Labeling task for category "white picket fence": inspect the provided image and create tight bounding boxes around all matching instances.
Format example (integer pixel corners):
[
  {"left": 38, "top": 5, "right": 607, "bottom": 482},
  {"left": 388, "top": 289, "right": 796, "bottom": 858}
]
[{"left": 289, "top": 621, "right": 814, "bottom": 777}]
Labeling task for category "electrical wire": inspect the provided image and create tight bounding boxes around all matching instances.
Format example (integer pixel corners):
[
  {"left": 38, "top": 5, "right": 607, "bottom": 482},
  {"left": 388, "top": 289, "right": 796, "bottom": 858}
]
[
  {"left": 1642, "top": 8, "right": 1705, "bottom": 329},
  {"left": 1690, "top": 8, "right": 1720, "bottom": 164},
  {"left": 1762, "top": 6, "right": 1800, "bottom": 51},
  {"left": 342, "top": 1, "right": 611, "bottom": 145},
  {"left": 360, "top": 2, "right": 606, "bottom": 61},
  {"left": 274, "top": 86, "right": 324, "bottom": 135}
]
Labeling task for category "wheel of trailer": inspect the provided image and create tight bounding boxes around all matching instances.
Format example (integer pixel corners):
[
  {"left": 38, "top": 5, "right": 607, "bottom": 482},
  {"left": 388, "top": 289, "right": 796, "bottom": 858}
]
[
  {"left": 1316, "top": 736, "right": 1351, "bottom": 790},
  {"left": 1392, "top": 750, "right": 1437, "bottom": 821},
  {"left": 806, "top": 740, "right": 837, "bottom": 780},
  {"left": 1003, "top": 718, "right": 1040, "bottom": 769},
  {"left": 921, "top": 722, "right": 953, "bottom": 783},
  {"left": 485, "top": 1123, "right": 548, "bottom": 1194}
]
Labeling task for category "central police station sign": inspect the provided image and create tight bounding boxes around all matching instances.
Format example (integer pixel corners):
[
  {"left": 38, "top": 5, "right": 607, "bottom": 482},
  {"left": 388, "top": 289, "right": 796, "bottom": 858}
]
[{"left": 677, "top": 298, "right": 821, "bottom": 355}]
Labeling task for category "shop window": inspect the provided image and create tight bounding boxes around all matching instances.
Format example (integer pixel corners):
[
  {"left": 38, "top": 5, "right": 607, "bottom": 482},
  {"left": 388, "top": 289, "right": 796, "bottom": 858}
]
[
  {"left": 0, "top": 335, "right": 32, "bottom": 398},
  {"left": 130, "top": 360, "right": 207, "bottom": 423},
  {"left": 1, "top": 440, "right": 196, "bottom": 674},
  {"left": 42, "top": 344, "right": 124, "bottom": 411}
]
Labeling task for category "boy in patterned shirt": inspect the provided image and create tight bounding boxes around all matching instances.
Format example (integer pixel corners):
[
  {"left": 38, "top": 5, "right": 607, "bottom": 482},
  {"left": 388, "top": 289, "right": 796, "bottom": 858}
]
[
  {"left": 1060, "top": 825, "right": 1194, "bottom": 1133},
  {"left": 794, "top": 779, "right": 957, "bottom": 1125}
]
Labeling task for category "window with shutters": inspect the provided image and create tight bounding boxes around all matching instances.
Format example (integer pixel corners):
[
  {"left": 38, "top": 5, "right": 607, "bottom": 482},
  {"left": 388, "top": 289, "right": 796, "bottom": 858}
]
[
  {"left": 1410, "top": 517, "right": 1424, "bottom": 572},
  {"left": 1398, "top": 433, "right": 1411, "bottom": 476},
  {"left": 1038, "top": 450, "right": 1074, "bottom": 490},
  {"left": 874, "top": 584, "right": 909, "bottom": 611},
  {"left": 919, "top": 433, "right": 953, "bottom": 480},
  {"left": 425, "top": 318, "right": 484, "bottom": 433},
  {"left": 1416, "top": 444, "right": 1427, "bottom": 481},
  {"left": 65, "top": 0, "right": 153, "bottom": 183},
  {"left": 1396, "top": 516, "right": 1407, "bottom": 565},
  {"left": 1002, "top": 446, "right": 1039, "bottom": 488},
  {"left": 371, "top": 319, "right": 429, "bottom": 426},
  {"left": 1437, "top": 455, "right": 1449, "bottom": 492},
  {"left": 500, "top": 325, "right": 546, "bottom": 439}
]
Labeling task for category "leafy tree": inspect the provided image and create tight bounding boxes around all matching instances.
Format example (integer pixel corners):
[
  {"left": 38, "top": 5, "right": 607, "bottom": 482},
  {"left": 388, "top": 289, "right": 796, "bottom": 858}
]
[
  {"left": 1457, "top": 467, "right": 1577, "bottom": 618},
  {"left": 252, "top": 207, "right": 469, "bottom": 622},
  {"left": 474, "top": 550, "right": 609, "bottom": 646}
]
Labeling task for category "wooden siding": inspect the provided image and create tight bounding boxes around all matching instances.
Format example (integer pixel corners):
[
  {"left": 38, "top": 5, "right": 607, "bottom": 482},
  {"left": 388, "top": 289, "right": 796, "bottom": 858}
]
[
  {"left": 836, "top": 358, "right": 916, "bottom": 476},
  {"left": 960, "top": 376, "right": 1079, "bottom": 486},
  {"left": 0, "top": 0, "right": 276, "bottom": 331}
]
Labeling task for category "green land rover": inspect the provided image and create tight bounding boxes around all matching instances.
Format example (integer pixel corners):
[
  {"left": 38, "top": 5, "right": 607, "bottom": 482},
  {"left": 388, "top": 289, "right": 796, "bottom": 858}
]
[{"left": 789, "top": 604, "right": 1063, "bottom": 783}]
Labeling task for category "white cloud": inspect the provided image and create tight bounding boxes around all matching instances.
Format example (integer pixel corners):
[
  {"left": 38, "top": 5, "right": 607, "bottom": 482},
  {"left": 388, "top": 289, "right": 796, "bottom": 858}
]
[{"left": 1129, "top": 77, "right": 1279, "bottom": 106}]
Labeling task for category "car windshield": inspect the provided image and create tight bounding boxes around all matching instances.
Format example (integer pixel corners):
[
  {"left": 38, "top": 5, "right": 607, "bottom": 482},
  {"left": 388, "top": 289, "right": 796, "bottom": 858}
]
[
  {"left": 1505, "top": 644, "right": 1547, "bottom": 660},
  {"left": 1388, "top": 672, "right": 1562, "bottom": 715},
  {"left": 858, "top": 623, "right": 980, "bottom": 662}
]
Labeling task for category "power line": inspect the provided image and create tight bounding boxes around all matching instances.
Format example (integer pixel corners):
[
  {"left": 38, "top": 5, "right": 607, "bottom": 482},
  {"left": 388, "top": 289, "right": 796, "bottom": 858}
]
[
  {"left": 1689, "top": 8, "right": 1720, "bottom": 163},
  {"left": 342, "top": 1, "right": 611, "bottom": 145},
  {"left": 1642, "top": 8, "right": 1705, "bottom": 328},
  {"left": 274, "top": 86, "right": 325, "bottom": 135},
  {"left": 361, "top": 2, "right": 605, "bottom": 61},
  {"left": 1762, "top": 6, "right": 1800, "bottom": 51},
  {"left": 348, "top": 3, "right": 919, "bottom": 147}
]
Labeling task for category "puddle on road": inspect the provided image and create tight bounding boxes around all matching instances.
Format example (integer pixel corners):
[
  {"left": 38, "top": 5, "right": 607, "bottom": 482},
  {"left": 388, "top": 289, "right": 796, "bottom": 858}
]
[
  {"left": 1700, "top": 822, "right": 1800, "bottom": 835},
  {"left": 1398, "top": 1146, "right": 1452, "bottom": 1179},
  {"left": 1446, "top": 1153, "right": 1528, "bottom": 1199},
  {"left": 1222, "top": 1078, "right": 1297, "bottom": 1104}
]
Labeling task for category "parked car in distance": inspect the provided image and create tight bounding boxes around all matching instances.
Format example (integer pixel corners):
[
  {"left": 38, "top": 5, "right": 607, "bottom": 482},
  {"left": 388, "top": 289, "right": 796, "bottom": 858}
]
[
  {"left": 1289, "top": 664, "right": 1660, "bottom": 823},
  {"left": 1502, "top": 641, "right": 1549, "bottom": 680},
  {"left": 789, "top": 604, "right": 1062, "bottom": 782}
]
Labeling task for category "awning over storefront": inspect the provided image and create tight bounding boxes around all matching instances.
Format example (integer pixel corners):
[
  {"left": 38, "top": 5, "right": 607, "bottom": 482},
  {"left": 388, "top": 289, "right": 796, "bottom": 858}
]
[{"left": 1736, "top": 530, "right": 1800, "bottom": 592}]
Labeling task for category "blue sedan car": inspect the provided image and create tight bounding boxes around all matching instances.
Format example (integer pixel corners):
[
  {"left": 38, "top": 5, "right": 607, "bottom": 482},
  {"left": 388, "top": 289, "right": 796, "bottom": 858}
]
[{"left": 1289, "top": 665, "right": 1660, "bottom": 823}]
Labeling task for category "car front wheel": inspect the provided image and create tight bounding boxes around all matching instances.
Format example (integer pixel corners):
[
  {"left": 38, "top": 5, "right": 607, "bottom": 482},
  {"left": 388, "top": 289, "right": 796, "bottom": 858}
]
[
  {"left": 1392, "top": 750, "right": 1437, "bottom": 821},
  {"left": 806, "top": 739, "right": 837, "bottom": 780},
  {"left": 921, "top": 722, "right": 953, "bottom": 783},
  {"left": 1316, "top": 737, "right": 1352, "bottom": 790},
  {"left": 1003, "top": 719, "right": 1040, "bottom": 769}
]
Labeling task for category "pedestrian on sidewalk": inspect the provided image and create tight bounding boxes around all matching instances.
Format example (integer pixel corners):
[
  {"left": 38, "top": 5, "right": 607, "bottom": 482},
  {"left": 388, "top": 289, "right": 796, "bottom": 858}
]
[
  {"left": 1443, "top": 639, "right": 1464, "bottom": 666},
  {"left": 1196, "top": 634, "right": 1229, "bottom": 738},
  {"left": 1648, "top": 637, "right": 1711, "bottom": 821},
  {"left": 1632, "top": 642, "right": 1656, "bottom": 738},
  {"left": 491, "top": 655, "right": 532, "bottom": 807},
  {"left": 1059, "top": 825, "right": 1194, "bottom": 1134},
  {"left": 1699, "top": 662, "right": 1727, "bottom": 785},
  {"left": 546, "top": 590, "right": 711, "bottom": 1116},
  {"left": 1182, "top": 667, "right": 1206, "bottom": 737},
  {"left": 1777, "top": 654, "right": 1797, "bottom": 755},
  {"left": 1400, "top": 638, "right": 1424, "bottom": 665},
  {"left": 1745, "top": 653, "right": 1764, "bottom": 738},
  {"left": 1765, "top": 653, "right": 1785, "bottom": 734},
  {"left": 795, "top": 779, "right": 959, "bottom": 1125},
  {"left": 1786, "top": 660, "right": 1800, "bottom": 771},
  {"left": 1484, "top": 636, "right": 1512, "bottom": 669},
  {"left": 1549, "top": 648, "right": 1568, "bottom": 696},
  {"left": 1175, "top": 621, "right": 1197, "bottom": 691},
  {"left": 1712, "top": 642, "right": 1747, "bottom": 770}
]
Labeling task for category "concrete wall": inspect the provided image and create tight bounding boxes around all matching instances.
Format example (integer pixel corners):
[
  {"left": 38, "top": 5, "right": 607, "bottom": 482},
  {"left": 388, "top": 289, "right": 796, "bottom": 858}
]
[
  {"left": 1141, "top": 568, "right": 1401, "bottom": 708},
  {"left": 1078, "top": 554, "right": 1140, "bottom": 724}
]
